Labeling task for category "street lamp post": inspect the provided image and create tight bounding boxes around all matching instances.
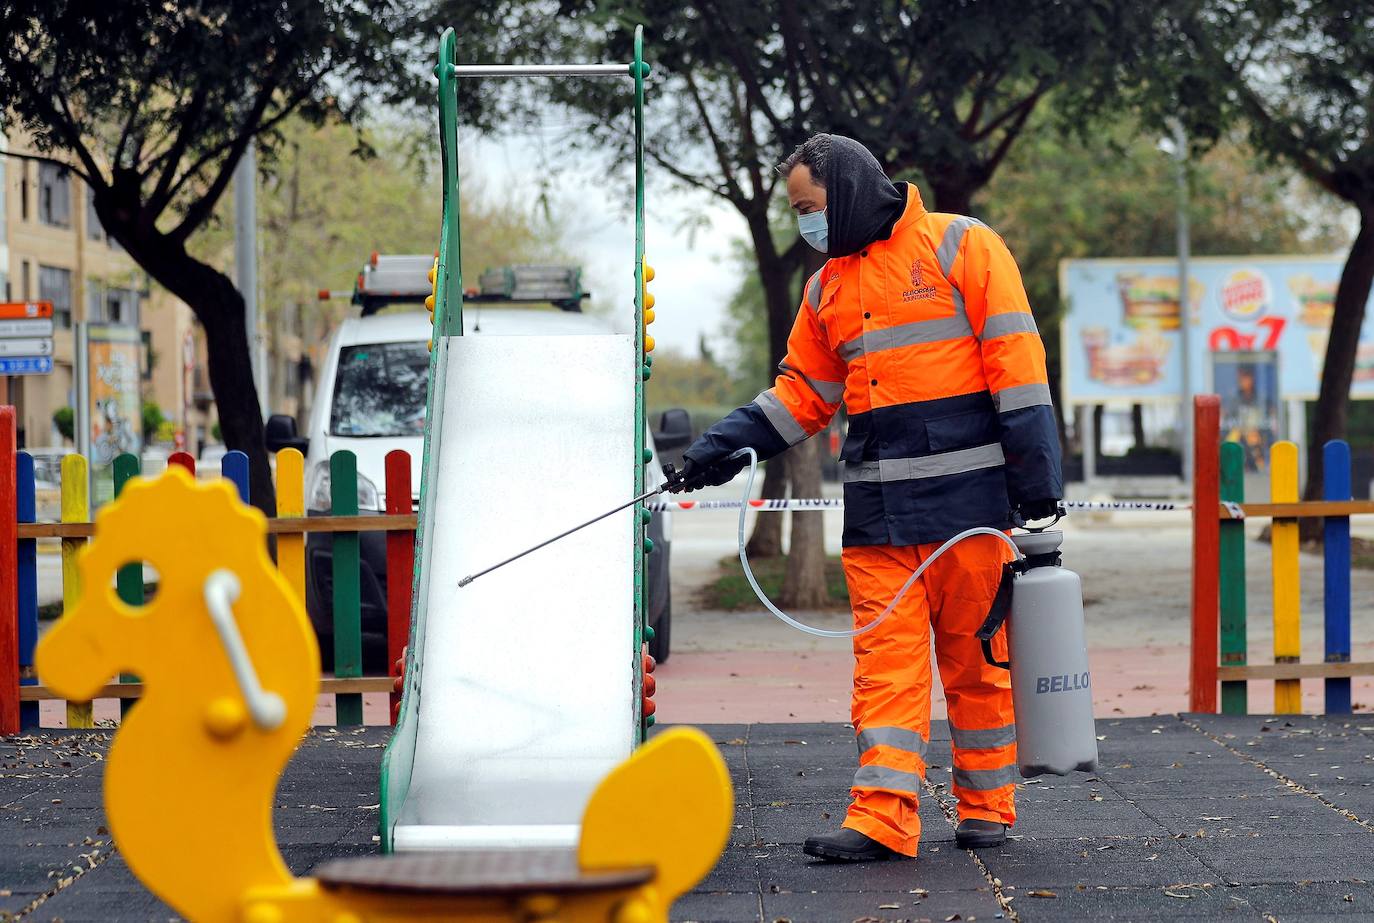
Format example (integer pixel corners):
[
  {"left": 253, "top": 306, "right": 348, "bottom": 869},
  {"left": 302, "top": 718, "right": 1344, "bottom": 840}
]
[{"left": 1171, "top": 120, "right": 1194, "bottom": 486}]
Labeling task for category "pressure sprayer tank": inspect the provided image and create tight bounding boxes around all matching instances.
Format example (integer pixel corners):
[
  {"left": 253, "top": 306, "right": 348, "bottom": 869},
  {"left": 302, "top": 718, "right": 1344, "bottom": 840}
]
[{"left": 1007, "top": 530, "right": 1098, "bottom": 778}]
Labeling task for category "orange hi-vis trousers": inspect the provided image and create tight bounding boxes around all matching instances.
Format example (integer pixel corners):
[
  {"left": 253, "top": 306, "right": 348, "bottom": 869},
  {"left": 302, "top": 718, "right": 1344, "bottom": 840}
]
[{"left": 840, "top": 533, "right": 1017, "bottom": 857}]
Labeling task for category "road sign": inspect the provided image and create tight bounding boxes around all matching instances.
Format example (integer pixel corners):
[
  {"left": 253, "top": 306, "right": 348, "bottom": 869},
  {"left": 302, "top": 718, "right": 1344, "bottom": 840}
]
[
  {"left": 0, "top": 319, "right": 54, "bottom": 338},
  {"left": 0, "top": 357, "right": 53, "bottom": 375},
  {"left": 0, "top": 339, "right": 53, "bottom": 357},
  {"left": 0, "top": 302, "right": 53, "bottom": 320}
]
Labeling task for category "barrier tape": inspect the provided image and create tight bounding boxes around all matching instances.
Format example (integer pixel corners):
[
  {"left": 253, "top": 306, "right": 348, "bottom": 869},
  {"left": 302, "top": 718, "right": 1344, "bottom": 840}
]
[{"left": 646, "top": 498, "right": 1182, "bottom": 512}]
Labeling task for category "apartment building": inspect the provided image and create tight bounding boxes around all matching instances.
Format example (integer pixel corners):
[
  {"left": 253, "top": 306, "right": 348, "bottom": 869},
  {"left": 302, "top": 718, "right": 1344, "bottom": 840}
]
[{"left": 1, "top": 130, "right": 212, "bottom": 450}]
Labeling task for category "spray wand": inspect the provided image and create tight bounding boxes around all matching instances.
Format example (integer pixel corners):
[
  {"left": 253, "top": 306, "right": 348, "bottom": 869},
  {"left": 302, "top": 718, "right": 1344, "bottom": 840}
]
[{"left": 457, "top": 464, "right": 684, "bottom": 588}]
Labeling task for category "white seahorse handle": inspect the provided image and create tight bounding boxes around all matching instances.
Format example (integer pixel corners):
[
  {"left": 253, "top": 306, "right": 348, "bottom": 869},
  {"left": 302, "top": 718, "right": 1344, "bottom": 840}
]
[{"left": 203, "top": 569, "right": 287, "bottom": 731}]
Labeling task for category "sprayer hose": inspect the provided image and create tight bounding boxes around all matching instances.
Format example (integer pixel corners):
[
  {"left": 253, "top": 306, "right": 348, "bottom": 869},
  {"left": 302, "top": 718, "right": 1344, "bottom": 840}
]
[{"left": 731, "top": 447, "right": 1025, "bottom": 639}]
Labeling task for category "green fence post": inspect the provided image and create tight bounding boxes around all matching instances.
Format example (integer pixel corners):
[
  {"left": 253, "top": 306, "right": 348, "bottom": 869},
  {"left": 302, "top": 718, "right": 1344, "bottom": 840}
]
[
  {"left": 1219, "top": 441, "right": 1247, "bottom": 715},
  {"left": 113, "top": 453, "right": 143, "bottom": 717},
  {"left": 331, "top": 450, "right": 363, "bottom": 725}
]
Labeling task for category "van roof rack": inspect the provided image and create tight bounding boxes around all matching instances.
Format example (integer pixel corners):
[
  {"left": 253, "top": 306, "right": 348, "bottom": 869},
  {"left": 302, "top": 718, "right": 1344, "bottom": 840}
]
[{"left": 351, "top": 254, "right": 589, "bottom": 315}]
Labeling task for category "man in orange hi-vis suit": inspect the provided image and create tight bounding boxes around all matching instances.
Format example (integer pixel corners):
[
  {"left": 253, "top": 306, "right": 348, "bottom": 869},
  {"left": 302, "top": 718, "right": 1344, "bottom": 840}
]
[{"left": 671, "top": 134, "right": 1063, "bottom": 862}]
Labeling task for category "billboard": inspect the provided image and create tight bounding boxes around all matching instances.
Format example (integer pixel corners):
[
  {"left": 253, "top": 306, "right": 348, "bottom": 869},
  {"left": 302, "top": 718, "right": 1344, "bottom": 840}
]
[
  {"left": 77, "top": 323, "right": 143, "bottom": 505},
  {"left": 1060, "top": 256, "right": 1367, "bottom": 403}
]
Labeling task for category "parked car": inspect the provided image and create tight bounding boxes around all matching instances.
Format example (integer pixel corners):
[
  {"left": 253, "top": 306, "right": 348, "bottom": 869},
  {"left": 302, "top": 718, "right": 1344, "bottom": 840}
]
[{"left": 266, "top": 308, "right": 689, "bottom": 672}]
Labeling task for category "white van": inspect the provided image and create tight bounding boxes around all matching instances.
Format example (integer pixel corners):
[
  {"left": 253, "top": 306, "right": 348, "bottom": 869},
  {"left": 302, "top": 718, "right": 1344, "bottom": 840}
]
[{"left": 266, "top": 306, "right": 686, "bottom": 670}]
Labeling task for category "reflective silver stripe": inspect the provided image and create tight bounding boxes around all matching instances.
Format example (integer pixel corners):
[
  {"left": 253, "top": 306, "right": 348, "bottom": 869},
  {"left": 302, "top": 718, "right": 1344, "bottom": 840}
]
[
  {"left": 993, "top": 382, "right": 1053, "bottom": 413},
  {"left": 780, "top": 362, "right": 844, "bottom": 404},
  {"left": 857, "top": 726, "right": 928, "bottom": 757},
  {"left": 805, "top": 271, "right": 823, "bottom": 310},
  {"left": 936, "top": 215, "right": 987, "bottom": 277},
  {"left": 950, "top": 724, "right": 1016, "bottom": 751},
  {"left": 981, "top": 311, "right": 1038, "bottom": 340},
  {"left": 842, "top": 444, "right": 1005, "bottom": 484},
  {"left": 754, "top": 389, "right": 808, "bottom": 446},
  {"left": 852, "top": 764, "right": 924, "bottom": 794},
  {"left": 837, "top": 313, "right": 974, "bottom": 362},
  {"left": 952, "top": 764, "right": 1018, "bottom": 791}
]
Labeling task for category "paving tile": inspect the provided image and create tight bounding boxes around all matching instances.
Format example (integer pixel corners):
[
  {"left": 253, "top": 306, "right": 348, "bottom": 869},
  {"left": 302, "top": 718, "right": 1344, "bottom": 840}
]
[
  {"left": 763, "top": 887, "right": 1001, "bottom": 923},
  {"left": 672, "top": 891, "right": 762, "bottom": 923},
  {"left": 755, "top": 843, "right": 986, "bottom": 894}
]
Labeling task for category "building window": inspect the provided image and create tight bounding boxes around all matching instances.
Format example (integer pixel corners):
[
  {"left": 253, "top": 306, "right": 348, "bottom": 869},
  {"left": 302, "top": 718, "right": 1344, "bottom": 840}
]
[
  {"left": 20, "top": 164, "right": 29, "bottom": 222},
  {"left": 0, "top": 157, "right": 6, "bottom": 244},
  {"left": 20, "top": 260, "right": 30, "bottom": 300},
  {"left": 86, "top": 186, "right": 105, "bottom": 242},
  {"left": 38, "top": 265, "right": 73, "bottom": 329},
  {"left": 38, "top": 162, "right": 71, "bottom": 228},
  {"left": 88, "top": 280, "right": 139, "bottom": 326}
]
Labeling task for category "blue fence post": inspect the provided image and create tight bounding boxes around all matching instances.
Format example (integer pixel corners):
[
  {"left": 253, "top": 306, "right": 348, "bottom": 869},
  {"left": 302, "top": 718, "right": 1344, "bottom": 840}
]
[
  {"left": 1323, "top": 440, "right": 1352, "bottom": 714},
  {"left": 222, "top": 450, "right": 250, "bottom": 504},
  {"left": 16, "top": 452, "right": 37, "bottom": 729}
]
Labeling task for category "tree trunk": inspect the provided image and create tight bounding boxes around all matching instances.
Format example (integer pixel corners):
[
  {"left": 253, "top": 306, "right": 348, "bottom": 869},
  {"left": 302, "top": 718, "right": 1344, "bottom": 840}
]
[
  {"left": 742, "top": 210, "right": 804, "bottom": 557},
  {"left": 745, "top": 459, "right": 786, "bottom": 557},
  {"left": 780, "top": 434, "right": 830, "bottom": 607},
  {"left": 780, "top": 244, "right": 831, "bottom": 605},
  {"left": 118, "top": 230, "right": 276, "bottom": 515},
  {"left": 929, "top": 180, "right": 974, "bottom": 216},
  {"left": 1131, "top": 404, "right": 1146, "bottom": 450},
  {"left": 1303, "top": 208, "right": 1374, "bottom": 515}
]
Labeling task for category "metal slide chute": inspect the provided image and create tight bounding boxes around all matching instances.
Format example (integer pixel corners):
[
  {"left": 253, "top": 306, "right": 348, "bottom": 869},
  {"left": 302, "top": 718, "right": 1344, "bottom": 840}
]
[{"left": 379, "top": 26, "right": 650, "bottom": 853}]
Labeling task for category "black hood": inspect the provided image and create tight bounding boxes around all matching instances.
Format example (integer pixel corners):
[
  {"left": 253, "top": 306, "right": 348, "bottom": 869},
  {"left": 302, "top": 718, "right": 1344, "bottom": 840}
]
[{"left": 823, "top": 134, "right": 907, "bottom": 257}]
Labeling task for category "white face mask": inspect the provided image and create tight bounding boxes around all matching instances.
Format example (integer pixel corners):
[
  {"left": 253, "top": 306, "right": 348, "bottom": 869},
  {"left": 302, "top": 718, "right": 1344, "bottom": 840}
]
[{"left": 797, "top": 209, "right": 828, "bottom": 253}]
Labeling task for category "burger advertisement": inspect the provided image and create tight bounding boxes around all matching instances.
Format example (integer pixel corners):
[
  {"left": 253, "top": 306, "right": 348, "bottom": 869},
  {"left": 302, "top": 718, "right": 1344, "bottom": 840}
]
[{"left": 1061, "top": 257, "right": 1374, "bottom": 403}]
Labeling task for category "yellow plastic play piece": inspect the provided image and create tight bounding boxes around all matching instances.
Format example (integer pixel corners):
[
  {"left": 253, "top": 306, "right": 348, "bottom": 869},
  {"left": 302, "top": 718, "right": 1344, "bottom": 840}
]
[{"left": 36, "top": 467, "right": 733, "bottom": 923}]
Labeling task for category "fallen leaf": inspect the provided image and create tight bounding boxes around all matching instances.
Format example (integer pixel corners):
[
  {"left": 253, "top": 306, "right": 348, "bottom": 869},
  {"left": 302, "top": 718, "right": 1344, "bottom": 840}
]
[
  {"left": 909, "top": 888, "right": 930, "bottom": 897},
  {"left": 1165, "top": 891, "right": 1194, "bottom": 899},
  {"left": 1027, "top": 890, "right": 1057, "bottom": 898},
  {"left": 878, "top": 904, "right": 901, "bottom": 910}
]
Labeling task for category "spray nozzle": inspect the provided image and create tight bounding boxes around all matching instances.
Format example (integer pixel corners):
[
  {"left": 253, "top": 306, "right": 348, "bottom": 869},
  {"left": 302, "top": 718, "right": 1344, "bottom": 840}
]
[{"left": 661, "top": 462, "right": 685, "bottom": 494}]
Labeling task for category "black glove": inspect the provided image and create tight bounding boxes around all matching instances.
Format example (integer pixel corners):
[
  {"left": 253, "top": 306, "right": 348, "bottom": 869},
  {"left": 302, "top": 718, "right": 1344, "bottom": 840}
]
[
  {"left": 1017, "top": 498, "right": 1063, "bottom": 524},
  {"left": 672, "top": 453, "right": 748, "bottom": 493}
]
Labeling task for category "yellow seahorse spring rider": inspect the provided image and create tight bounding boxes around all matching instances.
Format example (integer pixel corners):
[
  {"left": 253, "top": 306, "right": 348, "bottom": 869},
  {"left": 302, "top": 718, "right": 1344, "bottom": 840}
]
[{"left": 36, "top": 468, "right": 731, "bottom": 922}]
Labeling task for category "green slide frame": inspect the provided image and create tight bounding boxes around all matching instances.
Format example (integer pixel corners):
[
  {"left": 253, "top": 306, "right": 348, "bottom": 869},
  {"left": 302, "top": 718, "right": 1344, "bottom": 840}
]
[{"left": 378, "top": 25, "right": 650, "bottom": 852}]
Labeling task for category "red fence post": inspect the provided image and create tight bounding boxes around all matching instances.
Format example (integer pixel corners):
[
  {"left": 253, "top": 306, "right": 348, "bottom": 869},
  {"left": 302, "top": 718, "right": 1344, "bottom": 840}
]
[
  {"left": 1190, "top": 395, "right": 1221, "bottom": 714},
  {"left": 0, "top": 407, "right": 19, "bottom": 735},
  {"left": 384, "top": 451, "right": 414, "bottom": 724},
  {"left": 168, "top": 451, "right": 195, "bottom": 475}
]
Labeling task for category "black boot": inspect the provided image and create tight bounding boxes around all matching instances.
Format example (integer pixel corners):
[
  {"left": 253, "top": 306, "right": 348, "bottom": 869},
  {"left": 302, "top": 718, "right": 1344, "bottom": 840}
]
[
  {"left": 955, "top": 818, "right": 1007, "bottom": 849},
  {"left": 802, "top": 827, "right": 900, "bottom": 862}
]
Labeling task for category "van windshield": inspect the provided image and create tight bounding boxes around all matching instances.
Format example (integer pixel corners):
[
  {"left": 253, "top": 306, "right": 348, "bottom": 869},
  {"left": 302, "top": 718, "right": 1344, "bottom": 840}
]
[{"left": 330, "top": 342, "right": 428, "bottom": 437}]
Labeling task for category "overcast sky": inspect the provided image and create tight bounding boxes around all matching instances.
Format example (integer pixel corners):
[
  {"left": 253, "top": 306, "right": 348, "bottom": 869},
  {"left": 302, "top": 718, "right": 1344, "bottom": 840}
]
[{"left": 467, "top": 133, "right": 751, "bottom": 363}]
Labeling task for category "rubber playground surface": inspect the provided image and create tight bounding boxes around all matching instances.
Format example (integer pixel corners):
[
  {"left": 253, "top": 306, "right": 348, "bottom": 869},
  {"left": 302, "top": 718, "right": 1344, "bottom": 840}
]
[{"left": 3, "top": 716, "right": 1374, "bottom": 922}]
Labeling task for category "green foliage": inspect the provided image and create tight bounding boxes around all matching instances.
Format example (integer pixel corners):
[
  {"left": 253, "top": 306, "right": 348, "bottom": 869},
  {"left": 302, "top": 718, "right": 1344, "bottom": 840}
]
[
  {"left": 141, "top": 402, "right": 165, "bottom": 441},
  {"left": 212, "top": 422, "right": 222, "bottom": 443},
  {"left": 52, "top": 407, "right": 74, "bottom": 443},
  {"left": 699, "top": 554, "right": 850, "bottom": 612},
  {"left": 645, "top": 346, "right": 736, "bottom": 411},
  {"left": 192, "top": 118, "right": 573, "bottom": 332}
]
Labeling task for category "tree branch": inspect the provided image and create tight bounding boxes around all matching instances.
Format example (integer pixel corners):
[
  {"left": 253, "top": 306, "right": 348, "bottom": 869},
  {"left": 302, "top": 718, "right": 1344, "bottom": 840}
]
[
  {"left": 147, "top": 85, "right": 210, "bottom": 215},
  {"left": 645, "top": 147, "right": 742, "bottom": 206},
  {"left": 50, "top": 92, "right": 103, "bottom": 185},
  {"left": 681, "top": 69, "right": 747, "bottom": 204}
]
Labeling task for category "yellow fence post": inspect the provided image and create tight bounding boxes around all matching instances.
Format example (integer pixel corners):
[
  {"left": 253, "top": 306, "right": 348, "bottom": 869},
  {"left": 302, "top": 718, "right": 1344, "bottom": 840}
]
[
  {"left": 61, "top": 454, "right": 92, "bottom": 728},
  {"left": 276, "top": 448, "right": 305, "bottom": 603},
  {"left": 1270, "top": 441, "right": 1302, "bottom": 713}
]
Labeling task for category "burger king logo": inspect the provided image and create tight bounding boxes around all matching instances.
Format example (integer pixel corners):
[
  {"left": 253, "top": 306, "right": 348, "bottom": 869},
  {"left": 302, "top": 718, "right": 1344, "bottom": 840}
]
[{"left": 1220, "top": 269, "right": 1269, "bottom": 322}]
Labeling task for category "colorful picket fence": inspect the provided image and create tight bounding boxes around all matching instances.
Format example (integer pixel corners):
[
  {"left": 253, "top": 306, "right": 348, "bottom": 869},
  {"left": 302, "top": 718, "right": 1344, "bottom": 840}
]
[
  {"left": 0, "top": 407, "right": 417, "bottom": 734},
  {"left": 1191, "top": 394, "right": 1374, "bottom": 714}
]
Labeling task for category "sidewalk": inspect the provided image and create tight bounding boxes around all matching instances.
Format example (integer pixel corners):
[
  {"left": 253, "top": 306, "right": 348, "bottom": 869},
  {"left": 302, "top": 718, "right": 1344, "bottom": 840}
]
[{"left": 4, "top": 715, "right": 1374, "bottom": 921}]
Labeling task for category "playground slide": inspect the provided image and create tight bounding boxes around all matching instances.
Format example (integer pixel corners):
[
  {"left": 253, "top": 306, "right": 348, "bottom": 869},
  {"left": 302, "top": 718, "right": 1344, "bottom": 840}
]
[
  {"left": 378, "top": 27, "right": 652, "bottom": 852},
  {"left": 385, "top": 334, "right": 639, "bottom": 850}
]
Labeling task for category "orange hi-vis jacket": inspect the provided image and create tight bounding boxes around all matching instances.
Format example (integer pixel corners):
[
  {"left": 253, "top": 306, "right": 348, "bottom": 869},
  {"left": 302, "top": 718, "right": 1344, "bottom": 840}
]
[{"left": 690, "top": 186, "right": 1062, "bottom": 546}]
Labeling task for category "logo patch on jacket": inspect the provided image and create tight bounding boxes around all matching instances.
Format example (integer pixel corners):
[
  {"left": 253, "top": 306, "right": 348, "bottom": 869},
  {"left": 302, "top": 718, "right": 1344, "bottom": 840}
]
[{"left": 903, "top": 258, "right": 937, "bottom": 302}]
